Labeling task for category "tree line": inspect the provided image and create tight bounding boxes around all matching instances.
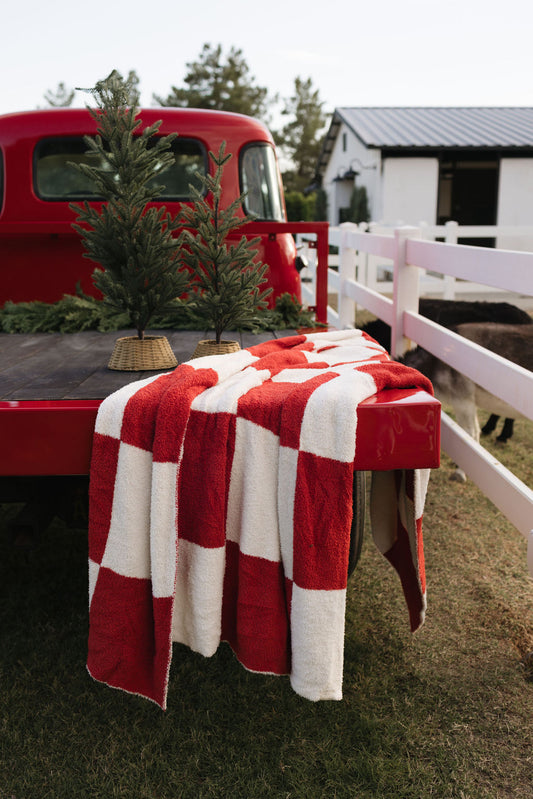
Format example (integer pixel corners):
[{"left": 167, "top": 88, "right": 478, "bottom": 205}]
[{"left": 44, "top": 44, "right": 329, "bottom": 220}]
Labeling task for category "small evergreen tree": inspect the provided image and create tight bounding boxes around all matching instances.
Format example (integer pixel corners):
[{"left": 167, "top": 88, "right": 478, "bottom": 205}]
[
  {"left": 313, "top": 188, "right": 328, "bottom": 221},
  {"left": 69, "top": 70, "right": 190, "bottom": 339},
  {"left": 122, "top": 69, "right": 141, "bottom": 107},
  {"left": 179, "top": 143, "right": 272, "bottom": 344},
  {"left": 339, "top": 186, "right": 370, "bottom": 225},
  {"left": 349, "top": 185, "right": 370, "bottom": 224}
]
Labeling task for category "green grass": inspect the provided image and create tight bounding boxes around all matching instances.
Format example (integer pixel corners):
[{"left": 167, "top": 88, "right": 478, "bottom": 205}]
[{"left": 1, "top": 417, "right": 532, "bottom": 799}]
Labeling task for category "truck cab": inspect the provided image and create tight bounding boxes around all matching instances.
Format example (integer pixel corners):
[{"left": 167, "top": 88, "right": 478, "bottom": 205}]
[{"left": 0, "top": 107, "right": 302, "bottom": 306}]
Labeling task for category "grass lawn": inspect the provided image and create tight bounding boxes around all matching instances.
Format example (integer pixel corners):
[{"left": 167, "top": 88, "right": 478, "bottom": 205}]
[{"left": 1, "top": 413, "right": 532, "bottom": 799}]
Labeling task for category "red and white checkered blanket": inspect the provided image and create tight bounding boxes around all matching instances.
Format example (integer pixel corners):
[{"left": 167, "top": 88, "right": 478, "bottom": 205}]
[{"left": 87, "top": 330, "right": 433, "bottom": 708}]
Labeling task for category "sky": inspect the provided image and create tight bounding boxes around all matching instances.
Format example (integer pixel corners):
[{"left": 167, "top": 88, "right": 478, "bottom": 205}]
[{"left": 2, "top": 0, "right": 533, "bottom": 127}]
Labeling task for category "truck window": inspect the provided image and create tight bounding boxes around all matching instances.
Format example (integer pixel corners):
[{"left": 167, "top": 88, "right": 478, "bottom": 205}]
[
  {"left": 34, "top": 137, "right": 207, "bottom": 201},
  {"left": 240, "top": 144, "right": 284, "bottom": 221}
]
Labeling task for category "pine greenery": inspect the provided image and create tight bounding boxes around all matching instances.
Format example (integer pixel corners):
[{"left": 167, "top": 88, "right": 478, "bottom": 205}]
[
  {"left": 69, "top": 70, "right": 190, "bottom": 339},
  {"left": 0, "top": 292, "right": 130, "bottom": 333},
  {"left": 179, "top": 143, "right": 272, "bottom": 344},
  {"left": 0, "top": 291, "right": 317, "bottom": 334}
]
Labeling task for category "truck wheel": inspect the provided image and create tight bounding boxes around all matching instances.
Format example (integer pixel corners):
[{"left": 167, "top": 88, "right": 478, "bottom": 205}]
[{"left": 348, "top": 471, "right": 366, "bottom": 577}]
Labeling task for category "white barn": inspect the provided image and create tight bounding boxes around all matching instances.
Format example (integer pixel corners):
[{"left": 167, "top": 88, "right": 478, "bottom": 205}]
[{"left": 317, "top": 107, "right": 533, "bottom": 250}]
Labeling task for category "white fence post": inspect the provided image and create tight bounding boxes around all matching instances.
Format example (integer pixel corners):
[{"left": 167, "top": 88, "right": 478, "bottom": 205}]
[
  {"left": 356, "top": 222, "right": 369, "bottom": 287},
  {"left": 443, "top": 221, "right": 459, "bottom": 299},
  {"left": 392, "top": 226, "right": 421, "bottom": 358},
  {"left": 339, "top": 222, "right": 357, "bottom": 327},
  {"left": 366, "top": 222, "right": 380, "bottom": 290}
]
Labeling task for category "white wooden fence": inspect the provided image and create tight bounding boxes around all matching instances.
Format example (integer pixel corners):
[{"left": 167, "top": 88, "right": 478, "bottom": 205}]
[{"left": 298, "top": 222, "right": 533, "bottom": 576}]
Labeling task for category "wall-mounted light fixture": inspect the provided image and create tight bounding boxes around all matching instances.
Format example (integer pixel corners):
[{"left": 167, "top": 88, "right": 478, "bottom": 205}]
[{"left": 333, "top": 166, "right": 359, "bottom": 182}]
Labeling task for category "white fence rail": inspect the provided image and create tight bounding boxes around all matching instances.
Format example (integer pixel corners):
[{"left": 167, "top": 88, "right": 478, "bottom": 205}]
[
  {"left": 300, "top": 221, "right": 533, "bottom": 307},
  {"left": 298, "top": 222, "right": 533, "bottom": 575}
]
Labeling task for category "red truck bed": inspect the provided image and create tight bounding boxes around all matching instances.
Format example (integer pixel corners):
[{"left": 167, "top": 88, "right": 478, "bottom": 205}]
[{"left": 0, "top": 330, "right": 440, "bottom": 477}]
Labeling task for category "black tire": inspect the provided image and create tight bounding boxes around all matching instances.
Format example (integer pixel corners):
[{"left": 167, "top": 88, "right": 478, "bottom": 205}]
[{"left": 348, "top": 471, "right": 366, "bottom": 577}]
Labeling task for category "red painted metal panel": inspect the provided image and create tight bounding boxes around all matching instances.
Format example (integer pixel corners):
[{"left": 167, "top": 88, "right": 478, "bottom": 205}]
[
  {"left": 245, "top": 221, "right": 329, "bottom": 323},
  {"left": 356, "top": 389, "right": 441, "bottom": 470},
  {"left": 0, "top": 400, "right": 100, "bottom": 476},
  {"left": 0, "top": 389, "right": 440, "bottom": 477}
]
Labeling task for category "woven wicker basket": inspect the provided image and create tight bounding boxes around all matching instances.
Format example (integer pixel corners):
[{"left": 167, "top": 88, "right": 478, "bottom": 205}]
[
  {"left": 107, "top": 336, "right": 178, "bottom": 371},
  {"left": 191, "top": 339, "right": 241, "bottom": 359}
]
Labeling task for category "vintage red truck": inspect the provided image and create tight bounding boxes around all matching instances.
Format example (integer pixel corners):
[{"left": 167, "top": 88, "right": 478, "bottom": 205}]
[
  {"left": 0, "top": 107, "right": 440, "bottom": 556},
  {"left": 0, "top": 107, "right": 306, "bottom": 306}
]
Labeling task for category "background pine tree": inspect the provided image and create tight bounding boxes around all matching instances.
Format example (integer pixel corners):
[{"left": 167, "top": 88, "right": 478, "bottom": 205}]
[
  {"left": 70, "top": 70, "right": 190, "bottom": 339},
  {"left": 43, "top": 81, "right": 75, "bottom": 107},
  {"left": 276, "top": 76, "right": 326, "bottom": 193},
  {"left": 153, "top": 44, "right": 271, "bottom": 121},
  {"left": 179, "top": 143, "right": 272, "bottom": 344}
]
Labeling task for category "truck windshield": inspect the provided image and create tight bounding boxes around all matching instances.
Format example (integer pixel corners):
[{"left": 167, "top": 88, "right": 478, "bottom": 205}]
[
  {"left": 240, "top": 144, "right": 285, "bottom": 221},
  {"left": 34, "top": 137, "right": 207, "bottom": 201}
]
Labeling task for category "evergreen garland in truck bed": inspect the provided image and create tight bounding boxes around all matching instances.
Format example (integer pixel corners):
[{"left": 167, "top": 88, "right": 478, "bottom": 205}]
[{"left": 0, "top": 291, "right": 317, "bottom": 335}]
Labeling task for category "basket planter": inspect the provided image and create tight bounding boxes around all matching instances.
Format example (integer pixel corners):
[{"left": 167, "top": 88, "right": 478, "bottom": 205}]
[
  {"left": 107, "top": 336, "right": 178, "bottom": 371},
  {"left": 191, "top": 339, "right": 240, "bottom": 359}
]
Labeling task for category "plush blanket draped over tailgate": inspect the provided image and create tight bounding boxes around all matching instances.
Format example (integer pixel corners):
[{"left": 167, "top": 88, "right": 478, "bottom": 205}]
[{"left": 87, "top": 330, "right": 434, "bottom": 709}]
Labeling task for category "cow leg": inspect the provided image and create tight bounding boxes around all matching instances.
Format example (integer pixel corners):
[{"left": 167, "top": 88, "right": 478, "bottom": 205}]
[
  {"left": 454, "top": 397, "right": 481, "bottom": 442},
  {"left": 496, "top": 418, "right": 514, "bottom": 443},
  {"left": 450, "top": 393, "right": 480, "bottom": 482},
  {"left": 481, "top": 413, "right": 499, "bottom": 436},
  {"left": 449, "top": 467, "right": 467, "bottom": 483}
]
